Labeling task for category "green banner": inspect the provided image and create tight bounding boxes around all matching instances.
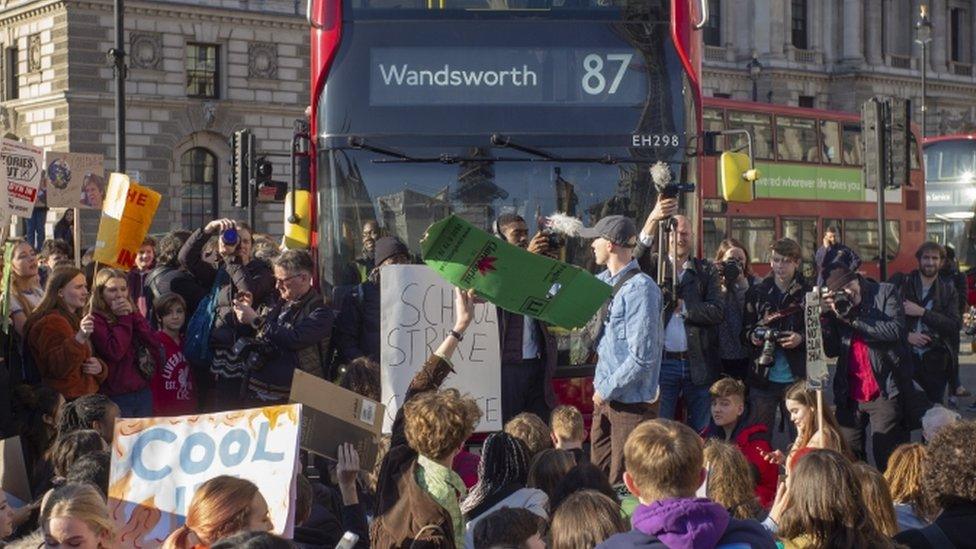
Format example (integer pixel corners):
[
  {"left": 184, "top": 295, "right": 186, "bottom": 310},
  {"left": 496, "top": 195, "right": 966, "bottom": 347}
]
[
  {"left": 421, "top": 215, "right": 611, "bottom": 329},
  {"left": 754, "top": 163, "right": 864, "bottom": 201},
  {"left": 1, "top": 242, "right": 14, "bottom": 335}
]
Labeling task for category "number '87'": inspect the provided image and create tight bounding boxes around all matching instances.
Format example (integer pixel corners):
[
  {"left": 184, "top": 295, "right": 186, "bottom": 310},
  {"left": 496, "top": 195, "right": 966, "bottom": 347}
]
[{"left": 582, "top": 53, "right": 634, "bottom": 95}]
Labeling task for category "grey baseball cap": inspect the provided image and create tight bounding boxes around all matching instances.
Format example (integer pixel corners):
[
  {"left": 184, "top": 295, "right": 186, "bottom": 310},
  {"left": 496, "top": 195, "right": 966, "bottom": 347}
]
[{"left": 578, "top": 215, "right": 638, "bottom": 246}]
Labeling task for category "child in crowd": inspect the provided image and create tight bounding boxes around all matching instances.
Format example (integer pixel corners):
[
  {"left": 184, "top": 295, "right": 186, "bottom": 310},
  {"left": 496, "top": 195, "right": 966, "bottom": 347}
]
[
  {"left": 700, "top": 377, "right": 778, "bottom": 507},
  {"left": 550, "top": 405, "right": 587, "bottom": 464},
  {"left": 471, "top": 507, "right": 546, "bottom": 549},
  {"left": 551, "top": 490, "right": 627, "bottom": 549},
  {"left": 151, "top": 293, "right": 197, "bottom": 416},
  {"left": 527, "top": 449, "right": 576, "bottom": 506},
  {"left": 703, "top": 440, "right": 764, "bottom": 521},
  {"left": 505, "top": 412, "right": 553, "bottom": 460},
  {"left": 598, "top": 419, "right": 775, "bottom": 548}
]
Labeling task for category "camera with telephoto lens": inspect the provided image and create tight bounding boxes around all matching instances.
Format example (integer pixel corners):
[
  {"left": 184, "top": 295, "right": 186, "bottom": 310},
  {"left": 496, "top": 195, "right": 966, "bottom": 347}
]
[
  {"left": 753, "top": 327, "right": 786, "bottom": 367},
  {"left": 221, "top": 227, "right": 239, "bottom": 248},
  {"left": 658, "top": 182, "right": 697, "bottom": 199},
  {"left": 819, "top": 287, "right": 854, "bottom": 318},
  {"left": 229, "top": 336, "right": 273, "bottom": 373},
  {"left": 720, "top": 258, "right": 742, "bottom": 285}
]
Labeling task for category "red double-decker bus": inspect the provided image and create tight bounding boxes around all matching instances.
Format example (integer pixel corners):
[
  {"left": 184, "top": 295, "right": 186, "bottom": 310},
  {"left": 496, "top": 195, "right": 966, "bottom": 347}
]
[
  {"left": 700, "top": 98, "right": 926, "bottom": 282},
  {"left": 299, "top": 0, "right": 710, "bottom": 416}
]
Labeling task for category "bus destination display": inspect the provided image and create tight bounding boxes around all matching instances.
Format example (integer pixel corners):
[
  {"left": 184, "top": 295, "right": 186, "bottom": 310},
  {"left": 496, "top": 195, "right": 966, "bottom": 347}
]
[{"left": 369, "top": 47, "right": 648, "bottom": 106}]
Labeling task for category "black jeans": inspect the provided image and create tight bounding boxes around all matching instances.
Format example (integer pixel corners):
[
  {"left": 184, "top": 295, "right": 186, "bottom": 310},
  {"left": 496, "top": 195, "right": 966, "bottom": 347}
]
[
  {"left": 836, "top": 395, "right": 907, "bottom": 471},
  {"left": 748, "top": 380, "right": 796, "bottom": 442},
  {"left": 913, "top": 348, "right": 950, "bottom": 405},
  {"left": 501, "top": 359, "right": 549, "bottom": 424}
]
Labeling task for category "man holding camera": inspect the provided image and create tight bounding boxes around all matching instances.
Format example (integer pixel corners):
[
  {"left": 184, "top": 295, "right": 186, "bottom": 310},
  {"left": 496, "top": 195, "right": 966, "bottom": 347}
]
[
  {"left": 742, "top": 238, "right": 810, "bottom": 435},
  {"left": 636, "top": 199, "right": 724, "bottom": 431},
  {"left": 179, "top": 218, "right": 274, "bottom": 411},
  {"left": 232, "top": 249, "right": 334, "bottom": 403},
  {"left": 822, "top": 256, "right": 909, "bottom": 470},
  {"left": 493, "top": 213, "right": 559, "bottom": 422},
  {"left": 889, "top": 242, "right": 960, "bottom": 405}
]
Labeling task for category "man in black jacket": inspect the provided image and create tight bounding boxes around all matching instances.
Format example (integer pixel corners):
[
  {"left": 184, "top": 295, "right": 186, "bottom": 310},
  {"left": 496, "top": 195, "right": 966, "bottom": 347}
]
[
  {"left": 233, "top": 250, "right": 334, "bottom": 403},
  {"left": 742, "top": 238, "right": 810, "bottom": 435},
  {"left": 889, "top": 242, "right": 961, "bottom": 405},
  {"left": 335, "top": 236, "right": 410, "bottom": 364},
  {"left": 635, "top": 203, "right": 724, "bottom": 431},
  {"left": 493, "top": 213, "right": 559, "bottom": 423},
  {"left": 822, "top": 261, "right": 909, "bottom": 470}
]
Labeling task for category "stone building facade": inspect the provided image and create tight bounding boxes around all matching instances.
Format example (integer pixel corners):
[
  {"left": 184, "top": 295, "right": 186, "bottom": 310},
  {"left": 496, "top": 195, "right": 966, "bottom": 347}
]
[
  {"left": 701, "top": 0, "right": 976, "bottom": 134},
  {"left": 0, "top": 0, "right": 309, "bottom": 245}
]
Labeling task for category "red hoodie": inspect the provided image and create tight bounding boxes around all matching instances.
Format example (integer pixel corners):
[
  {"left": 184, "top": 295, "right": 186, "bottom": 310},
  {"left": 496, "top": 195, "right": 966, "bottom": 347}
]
[
  {"left": 91, "top": 311, "right": 154, "bottom": 396},
  {"left": 150, "top": 331, "right": 197, "bottom": 416},
  {"left": 701, "top": 421, "right": 779, "bottom": 508}
]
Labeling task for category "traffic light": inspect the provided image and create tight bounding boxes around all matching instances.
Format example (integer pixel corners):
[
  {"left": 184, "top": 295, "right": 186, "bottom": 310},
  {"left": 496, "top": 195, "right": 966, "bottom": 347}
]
[
  {"left": 232, "top": 129, "right": 254, "bottom": 208},
  {"left": 861, "top": 96, "right": 911, "bottom": 191}
]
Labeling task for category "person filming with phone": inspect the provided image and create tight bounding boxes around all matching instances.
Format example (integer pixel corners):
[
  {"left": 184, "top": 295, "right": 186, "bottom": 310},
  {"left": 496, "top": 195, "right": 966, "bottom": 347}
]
[{"left": 179, "top": 218, "right": 273, "bottom": 411}]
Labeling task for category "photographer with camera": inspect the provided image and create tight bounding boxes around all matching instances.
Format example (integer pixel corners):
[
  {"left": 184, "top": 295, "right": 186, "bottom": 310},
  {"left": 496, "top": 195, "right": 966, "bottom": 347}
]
[
  {"left": 231, "top": 250, "right": 333, "bottom": 404},
  {"left": 493, "top": 213, "right": 559, "bottom": 422},
  {"left": 821, "top": 251, "right": 909, "bottom": 470},
  {"left": 636, "top": 200, "right": 724, "bottom": 432},
  {"left": 714, "top": 239, "right": 760, "bottom": 381},
  {"left": 742, "top": 238, "right": 810, "bottom": 436},
  {"left": 179, "top": 218, "right": 274, "bottom": 411},
  {"left": 889, "top": 242, "right": 961, "bottom": 405}
]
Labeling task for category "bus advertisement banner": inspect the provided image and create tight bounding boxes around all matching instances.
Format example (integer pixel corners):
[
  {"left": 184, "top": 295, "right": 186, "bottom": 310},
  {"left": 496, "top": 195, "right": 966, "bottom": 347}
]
[{"left": 753, "top": 163, "right": 863, "bottom": 201}]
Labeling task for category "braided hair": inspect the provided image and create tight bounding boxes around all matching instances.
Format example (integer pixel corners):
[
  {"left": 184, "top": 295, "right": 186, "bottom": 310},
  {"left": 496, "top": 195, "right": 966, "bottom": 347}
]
[
  {"left": 58, "top": 394, "right": 116, "bottom": 438},
  {"left": 461, "top": 432, "right": 531, "bottom": 516}
]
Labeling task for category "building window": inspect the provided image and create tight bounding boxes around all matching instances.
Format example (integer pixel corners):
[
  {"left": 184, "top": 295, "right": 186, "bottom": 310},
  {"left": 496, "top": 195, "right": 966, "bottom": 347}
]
[
  {"left": 950, "top": 8, "right": 971, "bottom": 63},
  {"left": 3, "top": 47, "right": 18, "bottom": 101},
  {"left": 713, "top": 92, "right": 731, "bottom": 99},
  {"left": 703, "top": 0, "right": 721, "bottom": 46},
  {"left": 181, "top": 147, "right": 218, "bottom": 228},
  {"left": 791, "top": 0, "right": 808, "bottom": 50},
  {"left": 186, "top": 43, "right": 219, "bottom": 99},
  {"left": 798, "top": 95, "right": 815, "bottom": 108}
]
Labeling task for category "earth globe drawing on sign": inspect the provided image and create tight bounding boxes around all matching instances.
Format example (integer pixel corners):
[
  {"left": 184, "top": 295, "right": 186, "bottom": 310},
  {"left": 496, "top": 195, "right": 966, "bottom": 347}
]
[{"left": 47, "top": 158, "right": 71, "bottom": 190}]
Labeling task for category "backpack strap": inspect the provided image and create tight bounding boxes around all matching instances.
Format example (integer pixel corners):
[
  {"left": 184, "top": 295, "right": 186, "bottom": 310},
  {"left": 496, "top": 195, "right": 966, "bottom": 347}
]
[{"left": 918, "top": 522, "right": 954, "bottom": 548}]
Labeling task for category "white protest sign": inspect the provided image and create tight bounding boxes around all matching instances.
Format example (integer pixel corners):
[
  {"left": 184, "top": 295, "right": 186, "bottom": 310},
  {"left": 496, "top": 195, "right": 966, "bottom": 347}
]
[
  {"left": 108, "top": 405, "right": 301, "bottom": 548},
  {"left": 380, "top": 265, "right": 502, "bottom": 433},
  {"left": 1, "top": 139, "right": 43, "bottom": 218}
]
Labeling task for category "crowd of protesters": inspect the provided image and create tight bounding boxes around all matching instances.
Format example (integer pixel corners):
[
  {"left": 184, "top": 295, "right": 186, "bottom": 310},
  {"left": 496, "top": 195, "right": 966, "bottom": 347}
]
[{"left": 1, "top": 200, "right": 976, "bottom": 549}]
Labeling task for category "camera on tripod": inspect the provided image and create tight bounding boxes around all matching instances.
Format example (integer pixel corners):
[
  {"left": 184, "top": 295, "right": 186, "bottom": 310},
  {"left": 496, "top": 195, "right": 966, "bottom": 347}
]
[{"left": 752, "top": 327, "right": 786, "bottom": 366}]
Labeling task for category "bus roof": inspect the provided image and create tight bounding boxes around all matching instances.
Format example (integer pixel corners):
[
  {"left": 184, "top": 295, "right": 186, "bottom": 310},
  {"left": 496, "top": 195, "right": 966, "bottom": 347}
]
[{"left": 924, "top": 134, "right": 976, "bottom": 146}]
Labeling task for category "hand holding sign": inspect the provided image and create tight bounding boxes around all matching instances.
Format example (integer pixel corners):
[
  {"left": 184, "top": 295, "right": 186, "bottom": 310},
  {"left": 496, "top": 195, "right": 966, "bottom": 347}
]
[
  {"left": 454, "top": 288, "right": 476, "bottom": 333},
  {"left": 76, "top": 314, "right": 95, "bottom": 343}
]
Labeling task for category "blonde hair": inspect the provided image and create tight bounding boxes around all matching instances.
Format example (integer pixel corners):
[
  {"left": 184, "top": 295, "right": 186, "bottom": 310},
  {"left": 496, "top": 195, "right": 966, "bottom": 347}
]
[
  {"left": 41, "top": 482, "right": 115, "bottom": 544},
  {"left": 404, "top": 389, "right": 481, "bottom": 461},
  {"left": 504, "top": 413, "right": 553, "bottom": 458},
  {"left": 709, "top": 377, "right": 746, "bottom": 401},
  {"left": 550, "top": 405, "right": 584, "bottom": 443},
  {"left": 883, "top": 443, "right": 937, "bottom": 523},
  {"left": 162, "top": 476, "right": 262, "bottom": 548},
  {"left": 90, "top": 267, "right": 128, "bottom": 322},
  {"left": 8, "top": 240, "right": 42, "bottom": 318},
  {"left": 624, "top": 419, "right": 703, "bottom": 501},
  {"left": 703, "top": 440, "right": 762, "bottom": 520},
  {"left": 550, "top": 490, "right": 627, "bottom": 549},
  {"left": 852, "top": 462, "right": 899, "bottom": 537}
]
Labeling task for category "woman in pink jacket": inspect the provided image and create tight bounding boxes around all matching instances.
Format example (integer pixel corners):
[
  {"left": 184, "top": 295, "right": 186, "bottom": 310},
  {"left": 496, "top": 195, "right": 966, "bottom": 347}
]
[{"left": 90, "top": 267, "right": 156, "bottom": 417}]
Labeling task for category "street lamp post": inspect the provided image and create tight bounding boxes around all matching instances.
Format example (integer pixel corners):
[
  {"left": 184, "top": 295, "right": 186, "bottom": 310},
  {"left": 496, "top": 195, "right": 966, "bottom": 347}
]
[
  {"left": 748, "top": 54, "right": 763, "bottom": 102},
  {"left": 915, "top": 4, "right": 933, "bottom": 137}
]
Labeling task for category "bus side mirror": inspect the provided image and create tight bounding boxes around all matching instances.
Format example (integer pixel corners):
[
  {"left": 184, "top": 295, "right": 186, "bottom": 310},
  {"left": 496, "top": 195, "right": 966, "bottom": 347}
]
[
  {"left": 720, "top": 151, "right": 761, "bottom": 203},
  {"left": 284, "top": 190, "right": 312, "bottom": 249},
  {"left": 703, "top": 131, "right": 720, "bottom": 156}
]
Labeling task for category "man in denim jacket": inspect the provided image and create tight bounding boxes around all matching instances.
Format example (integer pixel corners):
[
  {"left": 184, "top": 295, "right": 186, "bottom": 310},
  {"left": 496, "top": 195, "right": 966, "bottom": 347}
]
[{"left": 581, "top": 215, "right": 664, "bottom": 484}]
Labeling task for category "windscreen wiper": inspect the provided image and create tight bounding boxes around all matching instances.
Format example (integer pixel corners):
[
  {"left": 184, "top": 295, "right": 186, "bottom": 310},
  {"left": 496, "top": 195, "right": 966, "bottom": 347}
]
[
  {"left": 489, "top": 133, "right": 636, "bottom": 164},
  {"left": 348, "top": 136, "right": 478, "bottom": 164}
]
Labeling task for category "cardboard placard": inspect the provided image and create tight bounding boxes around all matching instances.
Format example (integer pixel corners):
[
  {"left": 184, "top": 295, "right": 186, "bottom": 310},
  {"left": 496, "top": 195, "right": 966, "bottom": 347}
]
[
  {"left": 108, "top": 406, "right": 301, "bottom": 548},
  {"left": 92, "top": 173, "right": 162, "bottom": 269},
  {"left": 421, "top": 215, "right": 611, "bottom": 329},
  {"left": 0, "top": 436, "right": 31, "bottom": 507},
  {"left": 43, "top": 151, "right": 105, "bottom": 209},
  {"left": 1, "top": 139, "right": 43, "bottom": 217},
  {"left": 289, "top": 369, "right": 385, "bottom": 470},
  {"left": 380, "top": 265, "right": 502, "bottom": 433}
]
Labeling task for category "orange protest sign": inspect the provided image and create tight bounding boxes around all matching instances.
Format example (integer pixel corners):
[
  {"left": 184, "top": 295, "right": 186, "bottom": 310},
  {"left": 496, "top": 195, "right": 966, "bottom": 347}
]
[{"left": 93, "top": 173, "right": 161, "bottom": 269}]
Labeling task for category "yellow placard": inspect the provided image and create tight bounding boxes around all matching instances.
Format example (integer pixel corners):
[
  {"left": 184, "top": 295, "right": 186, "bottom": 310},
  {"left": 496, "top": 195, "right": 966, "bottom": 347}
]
[
  {"left": 93, "top": 173, "right": 161, "bottom": 269},
  {"left": 720, "top": 151, "right": 755, "bottom": 203}
]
